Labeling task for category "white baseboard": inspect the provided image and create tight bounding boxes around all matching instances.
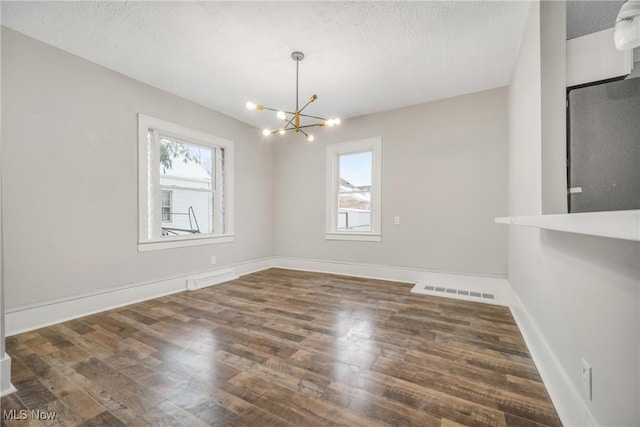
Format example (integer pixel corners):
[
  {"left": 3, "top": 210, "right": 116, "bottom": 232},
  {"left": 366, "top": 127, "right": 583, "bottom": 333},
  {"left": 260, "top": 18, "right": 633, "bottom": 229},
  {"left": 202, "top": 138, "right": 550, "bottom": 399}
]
[
  {"left": 4, "top": 256, "right": 506, "bottom": 337},
  {"left": 5, "top": 257, "right": 273, "bottom": 336},
  {"left": 1, "top": 353, "right": 17, "bottom": 397},
  {"left": 508, "top": 291, "right": 597, "bottom": 427},
  {"left": 5, "top": 276, "right": 187, "bottom": 336},
  {"left": 271, "top": 256, "right": 506, "bottom": 284},
  {"left": 186, "top": 257, "right": 275, "bottom": 290},
  {"left": 187, "top": 268, "right": 238, "bottom": 290},
  {"left": 233, "top": 257, "right": 274, "bottom": 277},
  {"left": 272, "top": 256, "right": 511, "bottom": 303}
]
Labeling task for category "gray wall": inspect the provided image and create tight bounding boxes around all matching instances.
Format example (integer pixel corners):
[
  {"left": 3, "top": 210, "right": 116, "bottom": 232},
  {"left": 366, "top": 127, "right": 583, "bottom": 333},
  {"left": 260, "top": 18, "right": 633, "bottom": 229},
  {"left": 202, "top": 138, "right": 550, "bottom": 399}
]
[
  {"left": 273, "top": 87, "right": 509, "bottom": 277},
  {"left": 509, "top": 5, "right": 640, "bottom": 425},
  {"left": 1, "top": 27, "right": 274, "bottom": 308}
]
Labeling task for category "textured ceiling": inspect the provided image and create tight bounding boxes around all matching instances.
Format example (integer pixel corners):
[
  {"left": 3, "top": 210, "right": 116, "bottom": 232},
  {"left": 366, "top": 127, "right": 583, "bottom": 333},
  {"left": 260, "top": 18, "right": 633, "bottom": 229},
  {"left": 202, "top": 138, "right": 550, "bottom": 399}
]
[
  {"left": 566, "top": 0, "right": 624, "bottom": 39},
  {"left": 1, "top": 1, "right": 533, "bottom": 129}
]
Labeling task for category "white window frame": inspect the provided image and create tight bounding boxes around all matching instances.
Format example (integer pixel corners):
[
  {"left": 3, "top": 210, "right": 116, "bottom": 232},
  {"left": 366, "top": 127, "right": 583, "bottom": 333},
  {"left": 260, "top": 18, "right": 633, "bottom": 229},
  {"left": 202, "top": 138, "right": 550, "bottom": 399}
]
[
  {"left": 325, "top": 137, "right": 382, "bottom": 242},
  {"left": 138, "top": 114, "right": 234, "bottom": 251}
]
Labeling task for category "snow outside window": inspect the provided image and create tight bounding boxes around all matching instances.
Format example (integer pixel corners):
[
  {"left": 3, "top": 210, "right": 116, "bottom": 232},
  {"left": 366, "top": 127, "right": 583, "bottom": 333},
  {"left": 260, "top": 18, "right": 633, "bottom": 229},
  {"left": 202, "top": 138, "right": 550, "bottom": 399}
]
[
  {"left": 138, "top": 114, "right": 234, "bottom": 251},
  {"left": 326, "top": 137, "right": 382, "bottom": 242}
]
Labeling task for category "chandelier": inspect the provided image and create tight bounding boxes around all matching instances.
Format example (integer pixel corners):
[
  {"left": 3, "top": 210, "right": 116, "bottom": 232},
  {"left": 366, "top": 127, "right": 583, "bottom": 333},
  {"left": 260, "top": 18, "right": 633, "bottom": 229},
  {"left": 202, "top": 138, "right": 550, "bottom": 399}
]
[{"left": 246, "top": 51, "right": 340, "bottom": 142}]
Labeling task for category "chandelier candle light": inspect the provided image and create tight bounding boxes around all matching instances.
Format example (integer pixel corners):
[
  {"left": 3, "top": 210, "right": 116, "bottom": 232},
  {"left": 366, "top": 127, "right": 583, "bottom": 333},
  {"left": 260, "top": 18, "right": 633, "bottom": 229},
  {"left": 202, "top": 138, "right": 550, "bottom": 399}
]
[{"left": 246, "top": 51, "right": 340, "bottom": 142}]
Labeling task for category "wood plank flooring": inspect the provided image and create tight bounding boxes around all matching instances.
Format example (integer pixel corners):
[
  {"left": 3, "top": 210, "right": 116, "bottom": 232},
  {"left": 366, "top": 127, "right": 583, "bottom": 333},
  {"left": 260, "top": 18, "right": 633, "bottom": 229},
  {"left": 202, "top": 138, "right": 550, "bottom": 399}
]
[{"left": 1, "top": 268, "right": 562, "bottom": 426}]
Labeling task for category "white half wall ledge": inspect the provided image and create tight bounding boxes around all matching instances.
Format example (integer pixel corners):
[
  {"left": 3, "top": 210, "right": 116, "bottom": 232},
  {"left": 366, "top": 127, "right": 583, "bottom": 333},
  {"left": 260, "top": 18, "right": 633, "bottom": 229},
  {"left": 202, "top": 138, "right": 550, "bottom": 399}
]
[
  {"left": 566, "top": 27, "right": 633, "bottom": 87},
  {"left": 495, "top": 209, "right": 640, "bottom": 242}
]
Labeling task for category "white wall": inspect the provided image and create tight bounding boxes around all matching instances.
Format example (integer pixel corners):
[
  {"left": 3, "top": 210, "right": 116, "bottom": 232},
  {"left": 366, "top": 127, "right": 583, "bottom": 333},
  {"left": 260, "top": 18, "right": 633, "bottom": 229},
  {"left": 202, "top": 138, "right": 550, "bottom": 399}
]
[
  {"left": 0, "top": 21, "right": 8, "bottom": 395},
  {"left": 540, "top": 1, "right": 567, "bottom": 215},
  {"left": 273, "top": 87, "right": 509, "bottom": 277},
  {"left": 1, "top": 27, "right": 273, "bottom": 309},
  {"left": 508, "top": 4, "right": 640, "bottom": 425}
]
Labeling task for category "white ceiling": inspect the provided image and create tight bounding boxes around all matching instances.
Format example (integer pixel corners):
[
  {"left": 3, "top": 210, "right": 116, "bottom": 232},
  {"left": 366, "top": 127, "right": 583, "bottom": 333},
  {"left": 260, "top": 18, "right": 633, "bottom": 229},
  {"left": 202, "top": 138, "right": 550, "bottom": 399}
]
[{"left": 1, "top": 1, "right": 533, "bottom": 130}]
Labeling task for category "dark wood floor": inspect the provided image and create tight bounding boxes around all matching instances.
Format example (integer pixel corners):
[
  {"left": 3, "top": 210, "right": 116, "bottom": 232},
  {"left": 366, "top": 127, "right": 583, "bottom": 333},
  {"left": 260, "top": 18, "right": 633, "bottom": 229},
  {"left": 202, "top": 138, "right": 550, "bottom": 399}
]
[{"left": 1, "top": 268, "right": 561, "bottom": 427}]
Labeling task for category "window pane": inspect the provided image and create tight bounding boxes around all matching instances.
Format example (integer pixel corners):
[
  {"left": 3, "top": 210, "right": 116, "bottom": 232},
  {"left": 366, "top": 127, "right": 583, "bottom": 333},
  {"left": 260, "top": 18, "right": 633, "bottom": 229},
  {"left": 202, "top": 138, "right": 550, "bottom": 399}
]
[
  {"left": 219, "top": 148, "right": 226, "bottom": 234},
  {"left": 160, "top": 189, "right": 213, "bottom": 236},
  {"left": 162, "top": 207, "right": 171, "bottom": 222},
  {"left": 157, "top": 138, "right": 214, "bottom": 237},
  {"left": 162, "top": 190, "right": 171, "bottom": 206},
  {"left": 338, "top": 192, "right": 371, "bottom": 232},
  {"left": 337, "top": 151, "right": 373, "bottom": 232},
  {"left": 159, "top": 138, "right": 213, "bottom": 191},
  {"left": 147, "top": 129, "right": 156, "bottom": 239},
  {"left": 339, "top": 151, "right": 372, "bottom": 189},
  {"left": 161, "top": 191, "right": 172, "bottom": 222}
]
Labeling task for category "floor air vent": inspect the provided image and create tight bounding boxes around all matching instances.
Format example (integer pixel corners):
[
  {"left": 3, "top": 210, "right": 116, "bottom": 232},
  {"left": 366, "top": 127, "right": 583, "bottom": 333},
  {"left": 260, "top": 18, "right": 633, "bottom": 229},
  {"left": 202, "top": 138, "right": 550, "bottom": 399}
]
[{"left": 417, "top": 284, "right": 496, "bottom": 302}]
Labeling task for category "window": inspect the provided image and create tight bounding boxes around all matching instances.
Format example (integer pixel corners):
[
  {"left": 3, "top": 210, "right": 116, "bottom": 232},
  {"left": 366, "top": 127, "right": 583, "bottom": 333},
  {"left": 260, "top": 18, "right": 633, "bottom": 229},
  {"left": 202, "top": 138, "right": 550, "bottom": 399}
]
[
  {"left": 161, "top": 190, "right": 172, "bottom": 222},
  {"left": 326, "top": 137, "right": 382, "bottom": 241},
  {"left": 138, "top": 114, "right": 234, "bottom": 251}
]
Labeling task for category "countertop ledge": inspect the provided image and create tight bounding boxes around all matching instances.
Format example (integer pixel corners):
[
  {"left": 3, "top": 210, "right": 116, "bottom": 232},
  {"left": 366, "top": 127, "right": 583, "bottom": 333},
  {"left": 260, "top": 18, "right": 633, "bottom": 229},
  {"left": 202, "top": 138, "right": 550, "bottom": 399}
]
[{"left": 495, "top": 210, "right": 640, "bottom": 242}]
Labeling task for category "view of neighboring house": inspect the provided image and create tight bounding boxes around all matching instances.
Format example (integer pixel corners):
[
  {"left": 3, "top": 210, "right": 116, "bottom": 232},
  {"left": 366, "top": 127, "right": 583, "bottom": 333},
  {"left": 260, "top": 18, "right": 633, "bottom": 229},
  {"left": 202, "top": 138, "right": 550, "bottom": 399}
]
[
  {"left": 159, "top": 143, "right": 213, "bottom": 236},
  {"left": 337, "top": 149, "right": 373, "bottom": 232},
  {"left": 337, "top": 177, "right": 371, "bottom": 231}
]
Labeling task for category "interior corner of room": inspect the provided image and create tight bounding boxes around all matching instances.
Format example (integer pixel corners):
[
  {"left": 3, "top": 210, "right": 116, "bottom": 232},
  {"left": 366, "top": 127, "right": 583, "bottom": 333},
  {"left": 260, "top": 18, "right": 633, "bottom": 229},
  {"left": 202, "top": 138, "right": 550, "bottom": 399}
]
[{"left": 1, "top": 1, "right": 639, "bottom": 426}]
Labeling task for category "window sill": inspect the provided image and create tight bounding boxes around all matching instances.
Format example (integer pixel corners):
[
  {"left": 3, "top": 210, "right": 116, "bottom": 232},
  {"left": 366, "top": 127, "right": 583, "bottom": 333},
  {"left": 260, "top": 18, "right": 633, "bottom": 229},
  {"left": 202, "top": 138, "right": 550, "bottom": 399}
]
[
  {"left": 325, "top": 233, "right": 382, "bottom": 242},
  {"left": 138, "top": 234, "right": 234, "bottom": 252}
]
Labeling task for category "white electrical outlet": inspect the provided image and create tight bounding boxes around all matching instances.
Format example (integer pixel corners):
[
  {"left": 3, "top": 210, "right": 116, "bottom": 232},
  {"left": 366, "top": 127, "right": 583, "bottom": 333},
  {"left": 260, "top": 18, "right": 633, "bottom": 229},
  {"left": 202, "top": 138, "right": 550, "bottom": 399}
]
[
  {"left": 394, "top": 216, "right": 400, "bottom": 225},
  {"left": 210, "top": 255, "right": 217, "bottom": 265},
  {"left": 581, "top": 358, "right": 592, "bottom": 401}
]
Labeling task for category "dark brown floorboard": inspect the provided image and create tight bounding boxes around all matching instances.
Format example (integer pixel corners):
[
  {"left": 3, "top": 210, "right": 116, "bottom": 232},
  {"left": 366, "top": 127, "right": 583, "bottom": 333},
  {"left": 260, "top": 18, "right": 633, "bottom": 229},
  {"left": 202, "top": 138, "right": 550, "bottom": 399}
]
[{"left": 2, "top": 268, "right": 562, "bottom": 426}]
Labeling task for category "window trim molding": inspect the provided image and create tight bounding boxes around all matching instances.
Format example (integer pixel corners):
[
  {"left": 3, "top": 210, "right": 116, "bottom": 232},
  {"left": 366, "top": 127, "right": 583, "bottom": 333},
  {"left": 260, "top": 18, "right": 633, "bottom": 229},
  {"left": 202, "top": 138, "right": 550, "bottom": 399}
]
[
  {"left": 325, "top": 137, "right": 382, "bottom": 241},
  {"left": 138, "top": 234, "right": 234, "bottom": 252},
  {"left": 325, "top": 232, "right": 382, "bottom": 242},
  {"left": 137, "top": 114, "right": 234, "bottom": 251}
]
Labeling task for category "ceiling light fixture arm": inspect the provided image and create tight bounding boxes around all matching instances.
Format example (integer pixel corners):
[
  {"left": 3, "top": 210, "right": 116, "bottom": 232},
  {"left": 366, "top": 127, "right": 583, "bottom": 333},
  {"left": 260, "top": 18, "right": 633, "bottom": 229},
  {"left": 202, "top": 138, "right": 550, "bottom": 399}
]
[
  {"left": 297, "top": 94, "right": 317, "bottom": 115},
  {"left": 258, "top": 105, "right": 295, "bottom": 115},
  {"left": 297, "top": 112, "right": 327, "bottom": 121}
]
